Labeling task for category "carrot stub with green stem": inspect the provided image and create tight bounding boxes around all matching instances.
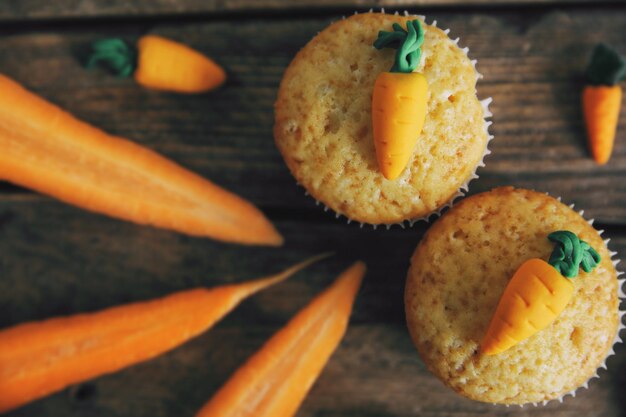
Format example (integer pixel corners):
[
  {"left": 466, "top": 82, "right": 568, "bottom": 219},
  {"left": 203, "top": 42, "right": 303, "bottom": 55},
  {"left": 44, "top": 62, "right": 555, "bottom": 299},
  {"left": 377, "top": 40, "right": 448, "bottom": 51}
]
[
  {"left": 582, "top": 43, "right": 626, "bottom": 165},
  {"left": 372, "top": 20, "right": 428, "bottom": 180},
  {"left": 481, "top": 231, "right": 601, "bottom": 355},
  {"left": 195, "top": 261, "right": 366, "bottom": 417},
  {"left": 87, "top": 35, "right": 226, "bottom": 93},
  {"left": 0, "top": 255, "right": 328, "bottom": 413},
  {"left": 0, "top": 74, "right": 281, "bottom": 246}
]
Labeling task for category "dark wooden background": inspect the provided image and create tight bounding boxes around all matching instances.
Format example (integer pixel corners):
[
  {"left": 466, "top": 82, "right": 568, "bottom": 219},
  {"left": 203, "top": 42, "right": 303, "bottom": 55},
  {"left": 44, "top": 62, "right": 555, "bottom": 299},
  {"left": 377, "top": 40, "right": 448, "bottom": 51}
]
[{"left": 1, "top": 1, "right": 625, "bottom": 416}]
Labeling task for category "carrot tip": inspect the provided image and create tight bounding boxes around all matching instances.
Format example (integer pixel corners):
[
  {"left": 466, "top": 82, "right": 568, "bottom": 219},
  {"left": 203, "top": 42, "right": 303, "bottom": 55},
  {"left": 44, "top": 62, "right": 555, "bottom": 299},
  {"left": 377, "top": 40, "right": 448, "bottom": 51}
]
[
  {"left": 264, "top": 229, "right": 285, "bottom": 246},
  {"left": 249, "top": 252, "right": 334, "bottom": 290},
  {"left": 300, "top": 252, "right": 335, "bottom": 267}
]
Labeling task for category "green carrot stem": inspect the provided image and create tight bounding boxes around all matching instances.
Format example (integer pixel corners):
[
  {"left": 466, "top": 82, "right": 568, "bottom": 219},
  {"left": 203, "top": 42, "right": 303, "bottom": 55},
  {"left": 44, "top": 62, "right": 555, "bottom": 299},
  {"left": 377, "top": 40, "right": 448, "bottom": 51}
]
[
  {"left": 373, "top": 20, "right": 424, "bottom": 74},
  {"left": 86, "top": 38, "right": 137, "bottom": 78},
  {"left": 547, "top": 230, "right": 601, "bottom": 278},
  {"left": 585, "top": 43, "right": 626, "bottom": 86}
]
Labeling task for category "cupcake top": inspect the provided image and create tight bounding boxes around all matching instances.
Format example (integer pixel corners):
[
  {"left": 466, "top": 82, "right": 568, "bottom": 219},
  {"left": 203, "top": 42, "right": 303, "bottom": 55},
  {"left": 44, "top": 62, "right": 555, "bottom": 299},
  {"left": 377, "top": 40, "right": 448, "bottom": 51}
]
[
  {"left": 274, "top": 12, "right": 489, "bottom": 224},
  {"left": 405, "top": 187, "right": 621, "bottom": 404}
]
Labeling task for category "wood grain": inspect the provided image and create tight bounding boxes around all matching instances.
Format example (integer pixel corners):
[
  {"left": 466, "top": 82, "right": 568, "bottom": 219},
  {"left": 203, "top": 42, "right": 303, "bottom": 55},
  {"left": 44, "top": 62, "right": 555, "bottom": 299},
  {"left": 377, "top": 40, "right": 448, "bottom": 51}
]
[
  {"left": 0, "top": 0, "right": 623, "bottom": 22},
  {"left": 0, "top": 198, "right": 624, "bottom": 327},
  {"left": 1, "top": 8, "right": 625, "bottom": 222},
  {"left": 0, "top": 198, "right": 421, "bottom": 328},
  {"left": 3, "top": 325, "right": 625, "bottom": 417}
]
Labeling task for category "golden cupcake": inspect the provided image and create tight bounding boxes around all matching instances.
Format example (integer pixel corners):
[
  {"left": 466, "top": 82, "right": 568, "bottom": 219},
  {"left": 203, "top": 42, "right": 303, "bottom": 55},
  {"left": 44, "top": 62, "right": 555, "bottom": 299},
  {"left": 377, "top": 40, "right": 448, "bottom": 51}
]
[
  {"left": 405, "top": 187, "right": 623, "bottom": 404},
  {"left": 274, "top": 12, "right": 491, "bottom": 225}
]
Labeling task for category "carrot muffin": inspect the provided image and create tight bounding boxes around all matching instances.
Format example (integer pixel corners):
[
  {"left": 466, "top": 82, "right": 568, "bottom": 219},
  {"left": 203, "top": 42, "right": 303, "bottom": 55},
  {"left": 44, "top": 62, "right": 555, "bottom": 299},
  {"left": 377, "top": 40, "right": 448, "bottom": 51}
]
[
  {"left": 274, "top": 12, "right": 491, "bottom": 225},
  {"left": 405, "top": 187, "right": 623, "bottom": 404}
]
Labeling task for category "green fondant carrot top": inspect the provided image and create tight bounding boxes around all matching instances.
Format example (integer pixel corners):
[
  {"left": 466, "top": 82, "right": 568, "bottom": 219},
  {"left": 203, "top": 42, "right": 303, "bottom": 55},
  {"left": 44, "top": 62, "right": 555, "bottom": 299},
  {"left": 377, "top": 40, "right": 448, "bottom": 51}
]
[{"left": 373, "top": 20, "right": 424, "bottom": 73}]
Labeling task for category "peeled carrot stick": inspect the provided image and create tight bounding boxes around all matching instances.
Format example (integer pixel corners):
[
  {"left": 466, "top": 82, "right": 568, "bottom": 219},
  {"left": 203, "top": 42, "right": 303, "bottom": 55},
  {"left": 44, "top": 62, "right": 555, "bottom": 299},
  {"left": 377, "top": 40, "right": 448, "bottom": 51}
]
[
  {"left": 481, "top": 231, "right": 601, "bottom": 355},
  {"left": 0, "top": 74, "right": 281, "bottom": 246},
  {"left": 0, "top": 255, "right": 325, "bottom": 413},
  {"left": 582, "top": 43, "right": 626, "bottom": 165},
  {"left": 88, "top": 35, "right": 226, "bottom": 93},
  {"left": 372, "top": 20, "right": 428, "bottom": 180},
  {"left": 195, "top": 262, "right": 366, "bottom": 417}
]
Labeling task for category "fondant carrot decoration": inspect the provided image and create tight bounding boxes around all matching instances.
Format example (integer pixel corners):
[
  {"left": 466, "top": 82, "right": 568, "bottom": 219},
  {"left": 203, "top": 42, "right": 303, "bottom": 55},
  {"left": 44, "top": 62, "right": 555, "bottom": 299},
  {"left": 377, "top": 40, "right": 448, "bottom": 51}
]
[
  {"left": 87, "top": 35, "right": 226, "bottom": 93},
  {"left": 372, "top": 20, "right": 428, "bottom": 180},
  {"left": 0, "top": 255, "right": 326, "bottom": 413},
  {"left": 583, "top": 43, "right": 626, "bottom": 165},
  {"left": 0, "top": 74, "right": 281, "bottom": 246},
  {"left": 481, "top": 231, "right": 601, "bottom": 355},
  {"left": 195, "top": 262, "right": 366, "bottom": 417}
]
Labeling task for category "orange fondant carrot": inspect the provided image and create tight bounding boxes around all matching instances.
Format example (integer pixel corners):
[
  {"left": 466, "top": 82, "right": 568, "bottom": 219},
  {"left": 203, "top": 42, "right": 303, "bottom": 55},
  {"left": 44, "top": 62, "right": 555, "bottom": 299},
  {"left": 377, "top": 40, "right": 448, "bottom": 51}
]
[
  {"left": 372, "top": 20, "right": 428, "bottom": 180},
  {"left": 88, "top": 35, "right": 226, "bottom": 93},
  {"left": 195, "top": 262, "right": 366, "bottom": 417},
  {"left": 481, "top": 231, "right": 601, "bottom": 355},
  {"left": 0, "top": 74, "right": 281, "bottom": 246},
  {"left": 582, "top": 44, "right": 626, "bottom": 165},
  {"left": 0, "top": 255, "right": 325, "bottom": 413}
]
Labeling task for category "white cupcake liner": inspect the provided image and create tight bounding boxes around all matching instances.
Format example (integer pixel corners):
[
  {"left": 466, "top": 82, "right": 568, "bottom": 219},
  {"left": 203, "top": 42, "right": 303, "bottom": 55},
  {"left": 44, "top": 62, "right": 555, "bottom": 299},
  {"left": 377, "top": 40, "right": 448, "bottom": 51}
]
[
  {"left": 301, "top": 10, "right": 493, "bottom": 230},
  {"left": 501, "top": 195, "right": 625, "bottom": 407}
]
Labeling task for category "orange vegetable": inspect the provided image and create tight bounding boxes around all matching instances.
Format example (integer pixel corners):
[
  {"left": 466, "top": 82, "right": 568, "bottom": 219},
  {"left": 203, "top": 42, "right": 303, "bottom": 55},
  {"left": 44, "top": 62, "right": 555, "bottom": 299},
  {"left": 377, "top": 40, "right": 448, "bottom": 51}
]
[
  {"left": 582, "top": 44, "right": 625, "bottom": 165},
  {"left": 372, "top": 20, "right": 428, "bottom": 180},
  {"left": 0, "top": 255, "right": 324, "bottom": 413},
  {"left": 0, "top": 74, "right": 281, "bottom": 246},
  {"left": 195, "top": 261, "right": 366, "bottom": 417},
  {"left": 481, "top": 231, "right": 601, "bottom": 355},
  {"left": 88, "top": 35, "right": 226, "bottom": 93}
]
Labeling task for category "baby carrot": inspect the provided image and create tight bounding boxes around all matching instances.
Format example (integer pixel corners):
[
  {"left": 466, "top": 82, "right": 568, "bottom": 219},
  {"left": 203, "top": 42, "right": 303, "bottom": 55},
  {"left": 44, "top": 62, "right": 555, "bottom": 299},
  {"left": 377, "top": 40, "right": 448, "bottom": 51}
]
[
  {"left": 582, "top": 43, "right": 626, "bottom": 165},
  {"left": 0, "top": 255, "right": 325, "bottom": 413},
  {"left": 195, "top": 262, "right": 366, "bottom": 417},
  {"left": 372, "top": 20, "right": 428, "bottom": 180},
  {"left": 0, "top": 74, "right": 281, "bottom": 246},
  {"left": 88, "top": 35, "right": 226, "bottom": 93},
  {"left": 481, "top": 231, "right": 601, "bottom": 355}
]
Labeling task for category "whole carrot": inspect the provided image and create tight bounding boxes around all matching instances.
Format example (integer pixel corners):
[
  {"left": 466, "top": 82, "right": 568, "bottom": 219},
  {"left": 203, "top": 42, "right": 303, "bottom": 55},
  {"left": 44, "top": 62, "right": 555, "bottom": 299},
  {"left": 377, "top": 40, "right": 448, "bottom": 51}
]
[
  {"left": 481, "top": 231, "right": 601, "bottom": 355},
  {"left": 372, "top": 20, "right": 428, "bottom": 180},
  {"left": 0, "top": 255, "right": 326, "bottom": 413},
  {"left": 0, "top": 74, "right": 281, "bottom": 246},
  {"left": 87, "top": 35, "right": 226, "bottom": 93},
  {"left": 582, "top": 43, "right": 626, "bottom": 165},
  {"left": 195, "top": 262, "right": 366, "bottom": 417}
]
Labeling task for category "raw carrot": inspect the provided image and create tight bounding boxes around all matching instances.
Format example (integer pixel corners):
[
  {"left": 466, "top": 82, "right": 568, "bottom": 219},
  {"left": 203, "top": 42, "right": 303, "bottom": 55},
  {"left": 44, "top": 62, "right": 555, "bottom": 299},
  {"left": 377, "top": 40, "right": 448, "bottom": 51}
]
[
  {"left": 481, "top": 231, "right": 601, "bottom": 355},
  {"left": 88, "top": 35, "right": 226, "bottom": 93},
  {"left": 372, "top": 20, "right": 428, "bottom": 180},
  {"left": 195, "top": 261, "right": 366, "bottom": 417},
  {"left": 582, "top": 43, "right": 626, "bottom": 165},
  {"left": 0, "top": 255, "right": 326, "bottom": 413},
  {"left": 0, "top": 74, "right": 281, "bottom": 246}
]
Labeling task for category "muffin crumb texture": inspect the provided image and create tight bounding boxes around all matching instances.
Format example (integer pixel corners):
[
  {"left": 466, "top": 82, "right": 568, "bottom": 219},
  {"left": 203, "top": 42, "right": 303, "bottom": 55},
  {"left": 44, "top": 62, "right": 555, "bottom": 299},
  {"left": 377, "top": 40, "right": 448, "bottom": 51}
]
[
  {"left": 405, "top": 187, "right": 621, "bottom": 404},
  {"left": 275, "top": 13, "right": 488, "bottom": 224}
]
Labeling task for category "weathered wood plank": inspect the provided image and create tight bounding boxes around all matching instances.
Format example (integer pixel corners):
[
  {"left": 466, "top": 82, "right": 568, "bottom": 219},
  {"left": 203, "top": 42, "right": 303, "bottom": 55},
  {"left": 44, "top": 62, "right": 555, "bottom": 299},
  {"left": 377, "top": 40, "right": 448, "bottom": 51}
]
[
  {"left": 0, "top": 198, "right": 421, "bottom": 328},
  {"left": 0, "top": 0, "right": 622, "bottom": 22},
  {"left": 3, "top": 324, "right": 624, "bottom": 417},
  {"left": 0, "top": 198, "right": 623, "bottom": 328},
  {"left": 1, "top": 9, "right": 625, "bottom": 222}
]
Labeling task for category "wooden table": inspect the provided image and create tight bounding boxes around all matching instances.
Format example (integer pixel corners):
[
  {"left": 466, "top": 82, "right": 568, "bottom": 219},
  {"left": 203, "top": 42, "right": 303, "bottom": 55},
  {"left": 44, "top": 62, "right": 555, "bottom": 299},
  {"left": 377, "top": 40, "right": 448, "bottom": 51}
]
[{"left": 1, "top": 1, "right": 625, "bottom": 416}]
